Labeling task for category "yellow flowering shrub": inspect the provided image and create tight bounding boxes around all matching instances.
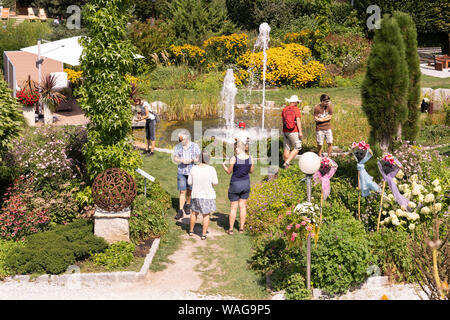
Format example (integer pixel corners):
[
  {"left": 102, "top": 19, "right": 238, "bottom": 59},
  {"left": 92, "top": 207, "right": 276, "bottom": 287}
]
[
  {"left": 284, "top": 29, "right": 319, "bottom": 48},
  {"left": 64, "top": 68, "right": 83, "bottom": 84},
  {"left": 203, "top": 33, "right": 248, "bottom": 64},
  {"left": 169, "top": 44, "right": 206, "bottom": 67},
  {"left": 236, "top": 43, "right": 326, "bottom": 88}
]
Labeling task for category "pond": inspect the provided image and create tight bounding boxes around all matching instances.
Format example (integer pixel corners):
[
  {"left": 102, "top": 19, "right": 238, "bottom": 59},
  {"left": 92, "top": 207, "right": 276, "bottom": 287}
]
[{"left": 132, "top": 107, "right": 287, "bottom": 148}]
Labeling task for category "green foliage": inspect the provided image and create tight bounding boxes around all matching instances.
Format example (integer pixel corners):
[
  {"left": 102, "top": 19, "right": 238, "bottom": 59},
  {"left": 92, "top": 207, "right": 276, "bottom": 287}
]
[
  {"left": 393, "top": 11, "right": 421, "bottom": 142},
  {"left": 166, "top": 0, "right": 236, "bottom": 46},
  {"left": 0, "top": 240, "right": 24, "bottom": 278},
  {"left": 313, "top": 0, "right": 332, "bottom": 61},
  {"left": 311, "top": 217, "right": 374, "bottom": 295},
  {"left": 31, "top": 0, "right": 87, "bottom": 18},
  {"left": 130, "top": 194, "right": 169, "bottom": 244},
  {"left": 91, "top": 241, "right": 135, "bottom": 270},
  {"left": 5, "top": 220, "right": 108, "bottom": 275},
  {"left": 354, "top": 0, "right": 450, "bottom": 36},
  {"left": 0, "top": 77, "right": 24, "bottom": 161},
  {"left": 368, "top": 229, "right": 418, "bottom": 283},
  {"left": 322, "top": 33, "right": 370, "bottom": 76},
  {"left": 0, "top": 20, "right": 51, "bottom": 66},
  {"left": 78, "top": 0, "right": 141, "bottom": 181},
  {"left": 246, "top": 174, "right": 306, "bottom": 235},
  {"left": 283, "top": 273, "right": 312, "bottom": 300},
  {"left": 361, "top": 14, "right": 409, "bottom": 151},
  {"left": 127, "top": 19, "right": 175, "bottom": 70}
]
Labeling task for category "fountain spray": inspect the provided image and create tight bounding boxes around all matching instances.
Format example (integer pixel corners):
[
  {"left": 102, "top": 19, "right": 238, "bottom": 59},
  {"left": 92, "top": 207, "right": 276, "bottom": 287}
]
[{"left": 254, "top": 23, "right": 271, "bottom": 131}]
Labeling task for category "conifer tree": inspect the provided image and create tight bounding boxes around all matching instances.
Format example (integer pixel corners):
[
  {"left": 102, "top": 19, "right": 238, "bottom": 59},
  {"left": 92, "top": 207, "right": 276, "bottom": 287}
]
[
  {"left": 393, "top": 11, "right": 421, "bottom": 142},
  {"left": 361, "top": 14, "right": 408, "bottom": 152}
]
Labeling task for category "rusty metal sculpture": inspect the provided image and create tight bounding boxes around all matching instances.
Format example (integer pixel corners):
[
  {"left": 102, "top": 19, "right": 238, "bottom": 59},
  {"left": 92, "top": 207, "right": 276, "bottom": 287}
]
[{"left": 92, "top": 168, "right": 137, "bottom": 212}]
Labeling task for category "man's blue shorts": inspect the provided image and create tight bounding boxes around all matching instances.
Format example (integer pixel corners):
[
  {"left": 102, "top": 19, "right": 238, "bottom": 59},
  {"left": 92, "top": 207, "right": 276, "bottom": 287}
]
[{"left": 177, "top": 173, "right": 192, "bottom": 191}]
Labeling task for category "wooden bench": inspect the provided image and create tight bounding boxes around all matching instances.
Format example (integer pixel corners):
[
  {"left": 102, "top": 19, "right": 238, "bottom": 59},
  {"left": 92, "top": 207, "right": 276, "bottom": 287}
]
[{"left": 436, "top": 55, "right": 450, "bottom": 69}]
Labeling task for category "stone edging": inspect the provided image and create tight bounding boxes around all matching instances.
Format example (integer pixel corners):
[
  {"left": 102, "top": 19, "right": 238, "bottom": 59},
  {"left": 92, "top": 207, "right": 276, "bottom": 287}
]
[{"left": 2, "top": 238, "right": 160, "bottom": 286}]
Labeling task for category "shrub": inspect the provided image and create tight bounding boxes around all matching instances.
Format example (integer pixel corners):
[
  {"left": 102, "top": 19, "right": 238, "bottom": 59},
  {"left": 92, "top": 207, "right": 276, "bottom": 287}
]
[
  {"left": 4, "top": 220, "right": 108, "bottom": 275},
  {"left": 6, "top": 126, "right": 80, "bottom": 189},
  {"left": 368, "top": 228, "right": 418, "bottom": 283},
  {"left": 91, "top": 241, "right": 135, "bottom": 271},
  {"left": 0, "top": 176, "right": 51, "bottom": 241},
  {"left": 311, "top": 217, "right": 374, "bottom": 295},
  {"left": 236, "top": 43, "right": 326, "bottom": 88},
  {"left": 169, "top": 44, "right": 206, "bottom": 67},
  {"left": 130, "top": 194, "right": 169, "bottom": 244},
  {"left": 246, "top": 175, "right": 306, "bottom": 235},
  {"left": 203, "top": 33, "right": 248, "bottom": 65},
  {"left": 0, "top": 240, "right": 25, "bottom": 278},
  {"left": 322, "top": 33, "right": 370, "bottom": 75},
  {"left": 284, "top": 273, "right": 312, "bottom": 300}
]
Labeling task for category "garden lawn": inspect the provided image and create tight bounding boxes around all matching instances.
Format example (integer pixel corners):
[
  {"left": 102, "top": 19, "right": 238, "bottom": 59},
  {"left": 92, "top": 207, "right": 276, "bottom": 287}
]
[{"left": 141, "top": 151, "right": 271, "bottom": 299}]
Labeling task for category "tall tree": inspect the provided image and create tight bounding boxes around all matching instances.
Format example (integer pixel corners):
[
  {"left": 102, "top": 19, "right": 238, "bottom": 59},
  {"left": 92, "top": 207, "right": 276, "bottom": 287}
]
[
  {"left": 0, "top": 76, "right": 24, "bottom": 162},
  {"left": 361, "top": 14, "right": 408, "bottom": 152},
  {"left": 166, "top": 0, "right": 236, "bottom": 45},
  {"left": 393, "top": 11, "right": 421, "bottom": 142},
  {"left": 78, "top": 0, "right": 141, "bottom": 181}
]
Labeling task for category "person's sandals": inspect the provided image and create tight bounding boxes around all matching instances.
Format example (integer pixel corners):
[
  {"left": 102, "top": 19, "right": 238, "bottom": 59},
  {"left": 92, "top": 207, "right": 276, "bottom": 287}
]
[
  {"left": 174, "top": 209, "right": 184, "bottom": 220},
  {"left": 188, "top": 231, "right": 194, "bottom": 236},
  {"left": 201, "top": 234, "right": 207, "bottom": 240},
  {"left": 226, "top": 229, "right": 233, "bottom": 235},
  {"left": 283, "top": 162, "right": 290, "bottom": 169},
  {"left": 239, "top": 228, "right": 244, "bottom": 233},
  {"left": 184, "top": 203, "right": 191, "bottom": 215}
]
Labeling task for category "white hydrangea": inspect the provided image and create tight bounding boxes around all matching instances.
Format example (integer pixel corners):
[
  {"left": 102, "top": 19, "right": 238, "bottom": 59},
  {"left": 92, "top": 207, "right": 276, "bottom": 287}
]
[
  {"left": 434, "top": 186, "right": 442, "bottom": 193},
  {"left": 389, "top": 211, "right": 396, "bottom": 218},
  {"left": 409, "top": 174, "right": 419, "bottom": 183},
  {"left": 383, "top": 202, "right": 390, "bottom": 209},
  {"left": 392, "top": 218, "right": 400, "bottom": 226},
  {"left": 421, "top": 206, "right": 430, "bottom": 214},
  {"left": 382, "top": 210, "right": 387, "bottom": 216},
  {"left": 433, "top": 203, "right": 442, "bottom": 212},
  {"left": 424, "top": 194, "right": 435, "bottom": 203},
  {"left": 412, "top": 185, "right": 421, "bottom": 196},
  {"left": 388, "top": 194, "right": 395, "bottom": 200},
  {"left": 418, "top": 194, "right": 424, "bottom": 203},
  {"left": 432, "top": 179, "right": 440, "bottom": 187},
  {"left": 409, "top": 224, "right": 415, "bottom": 231},
  {"left": 396, "top": 209, "right": 405, "bottom": 217},
  {"left": 408, "top": 202, "right": 417, "bottom": 209},
  {"left": 396, "top": 170, "right": 404, "bottom": 179}
]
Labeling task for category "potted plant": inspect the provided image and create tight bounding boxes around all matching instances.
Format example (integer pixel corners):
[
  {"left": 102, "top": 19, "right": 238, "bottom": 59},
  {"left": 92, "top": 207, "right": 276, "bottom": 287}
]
[
  {"left": 38, "top": 74, "right": 67, "bottom": 124},
  {"left": 16, "top": 76, "right": 40, "bottom": 126}
]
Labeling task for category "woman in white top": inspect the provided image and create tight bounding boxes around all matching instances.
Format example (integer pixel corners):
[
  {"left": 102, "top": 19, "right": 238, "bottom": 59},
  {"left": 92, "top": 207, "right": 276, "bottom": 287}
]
[
  {"left": 187, "top": 150, "right": 218, "bottom": 240},
  {"left": 134, "top": 98, "right": 156, "bottom": 156}
]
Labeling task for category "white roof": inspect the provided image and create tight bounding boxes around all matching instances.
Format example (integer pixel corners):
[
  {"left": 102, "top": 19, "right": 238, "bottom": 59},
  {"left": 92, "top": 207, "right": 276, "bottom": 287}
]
[{"left": 21, "top": 36, "right": 143, "bottom": 66}]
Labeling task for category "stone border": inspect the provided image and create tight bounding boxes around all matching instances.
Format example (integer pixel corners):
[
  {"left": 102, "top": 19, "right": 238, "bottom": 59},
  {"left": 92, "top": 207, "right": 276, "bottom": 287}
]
[{"left": 2, "top": 238, "right": 160, "bottom": 286}]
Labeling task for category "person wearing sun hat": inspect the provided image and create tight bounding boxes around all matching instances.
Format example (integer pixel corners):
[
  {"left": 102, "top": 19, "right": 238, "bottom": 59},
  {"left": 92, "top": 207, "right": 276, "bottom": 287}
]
[{"left": 281, "top": 95, "right": 303, "bottom": 168}]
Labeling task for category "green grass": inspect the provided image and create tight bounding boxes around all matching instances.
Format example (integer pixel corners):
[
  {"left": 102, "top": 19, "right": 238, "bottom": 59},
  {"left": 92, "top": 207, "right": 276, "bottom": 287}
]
[
  {"left": 77, "top": 257, "right": 145, "bottom": 273},
  {"left": 421, "top": 74, "right": 450, "bottom": 89},
  {"left": 141, "top": 150, "right": 271, "bottom": 298}
]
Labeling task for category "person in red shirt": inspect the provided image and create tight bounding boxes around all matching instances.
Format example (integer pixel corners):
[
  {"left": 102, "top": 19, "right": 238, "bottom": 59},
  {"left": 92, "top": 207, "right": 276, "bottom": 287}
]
[{"left": 281, "top": 95, "right": 303, "bottom": 168}]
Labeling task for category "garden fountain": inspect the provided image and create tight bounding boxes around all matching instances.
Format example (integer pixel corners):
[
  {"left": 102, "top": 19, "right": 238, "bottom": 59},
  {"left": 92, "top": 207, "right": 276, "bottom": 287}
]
[{"left": 206, "top": 23, "right": 273, "bottom": 144}]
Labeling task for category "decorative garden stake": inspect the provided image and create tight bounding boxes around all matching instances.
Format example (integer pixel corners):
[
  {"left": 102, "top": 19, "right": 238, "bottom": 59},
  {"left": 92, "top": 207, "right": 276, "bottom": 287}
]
[
  {"left": 376, "top": 153, "right": 409, "bottom": 231},
  {"left": 92, "top": 168, "right": 137, "bottom": 244},
  {"left": 298, "top": 152, "right": 321, "bottom": 290},
  {"left": 313, "top": 157, "right": 338, "bottom": 241},
  {"left": 352, "top": 141, "right": 381, "bottom": 220}
]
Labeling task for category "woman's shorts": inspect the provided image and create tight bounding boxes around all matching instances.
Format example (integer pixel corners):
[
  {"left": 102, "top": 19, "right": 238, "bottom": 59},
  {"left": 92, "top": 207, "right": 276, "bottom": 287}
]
[
  {"left": 177, "top": 173, "right": 192, "bottom": 191},
  {"left": 191, "top": 198, "right": 216, "bottom": 214},
  {"left": 145, "top": 119, "right": 156, "bottom": 141},
  {"left": 228, "top": 179, "right": 251, "bottom": 202}
]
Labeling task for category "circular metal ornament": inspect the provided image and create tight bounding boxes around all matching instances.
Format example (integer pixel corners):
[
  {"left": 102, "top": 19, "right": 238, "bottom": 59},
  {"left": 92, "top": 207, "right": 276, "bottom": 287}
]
[{"left": 92, "top": 168, "right": 137, "bottom": 212}]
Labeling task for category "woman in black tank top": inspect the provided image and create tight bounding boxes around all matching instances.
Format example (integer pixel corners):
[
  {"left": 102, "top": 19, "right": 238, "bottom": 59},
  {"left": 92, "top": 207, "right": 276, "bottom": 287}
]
[{"left": 222, "top": 142, "right": 254, "bottom": 235}]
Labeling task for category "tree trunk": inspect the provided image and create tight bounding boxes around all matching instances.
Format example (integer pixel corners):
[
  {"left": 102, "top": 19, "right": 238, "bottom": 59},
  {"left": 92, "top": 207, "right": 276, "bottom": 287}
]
[
  {"left": 397, "top": 123, "right": 402, "bottom": 140},
  {"left": 380, "top": 136, "right": 390, "bottom": 153},
  {"left": 43, "top": 103, "right": 53, "bottom": 124}
]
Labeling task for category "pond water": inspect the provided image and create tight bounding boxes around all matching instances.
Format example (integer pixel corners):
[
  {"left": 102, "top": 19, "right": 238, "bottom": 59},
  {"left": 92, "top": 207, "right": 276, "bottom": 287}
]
[{"left": 133, "top": 108, "right": 284, "bottom": 148}]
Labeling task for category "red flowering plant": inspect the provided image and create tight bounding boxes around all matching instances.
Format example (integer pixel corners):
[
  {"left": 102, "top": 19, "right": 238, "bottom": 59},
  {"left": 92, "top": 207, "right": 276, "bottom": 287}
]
[
  {"left": 0, "top": 175, "right": 50, "bottom": 241},
  {"left": 16, "top": 88, "right": 40, "bottom": 107}
]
